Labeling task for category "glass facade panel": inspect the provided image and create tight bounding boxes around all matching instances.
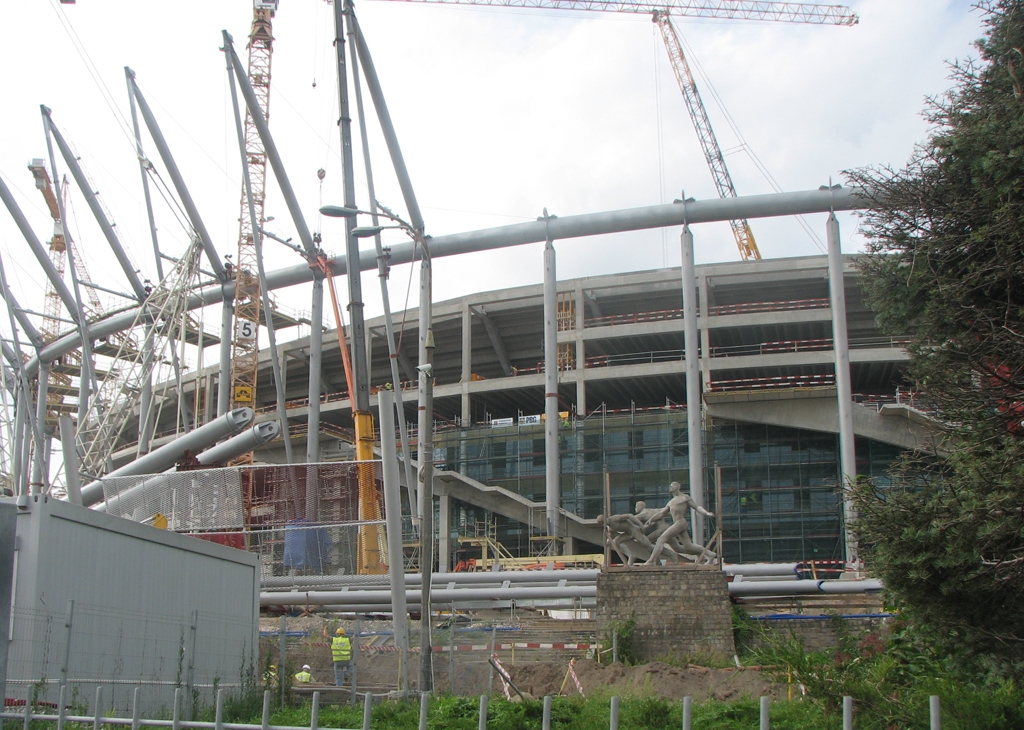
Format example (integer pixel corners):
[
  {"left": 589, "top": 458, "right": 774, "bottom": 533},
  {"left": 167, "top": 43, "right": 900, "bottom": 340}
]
[{"left": 434, "top": 410, "right": 903, "bottom": 564}]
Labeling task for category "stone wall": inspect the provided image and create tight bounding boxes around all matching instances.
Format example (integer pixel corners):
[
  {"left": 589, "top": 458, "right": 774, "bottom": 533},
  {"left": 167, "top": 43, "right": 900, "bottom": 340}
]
[
  {"left": 741, "top": 614, "right": 891, "bottom": 654},
  {"left": 596, "top": 565, "right": 735, "bottom": 662}
]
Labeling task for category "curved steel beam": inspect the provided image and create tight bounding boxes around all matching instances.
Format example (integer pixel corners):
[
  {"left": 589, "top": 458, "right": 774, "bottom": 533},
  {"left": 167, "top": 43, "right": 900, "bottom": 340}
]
[{"left": 24, "top": 186, "right": 865, "bottom": 378}]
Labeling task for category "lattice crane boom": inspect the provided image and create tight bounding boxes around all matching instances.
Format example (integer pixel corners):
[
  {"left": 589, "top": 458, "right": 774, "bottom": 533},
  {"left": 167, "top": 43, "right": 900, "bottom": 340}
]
[
  {"left": 374, "top": 0, "right": 858, "bottom": 25},
  {"left": 654, "top": 12, "right": 760, "bottom": 259},
  {"left": 229, "top": 0, "right": 278, "bottom": 454},
  {"left": 373, "top": 0, "right": 855, "bottom": 261}
]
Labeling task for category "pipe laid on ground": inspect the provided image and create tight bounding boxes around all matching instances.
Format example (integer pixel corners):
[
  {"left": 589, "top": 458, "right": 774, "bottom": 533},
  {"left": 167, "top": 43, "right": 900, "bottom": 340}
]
[
  {"left": 729, "top": 579, "right": 882, "bottom": 597},
  {"left": 259, "top": 585, "right": 598, "bottom": 608},
  {"left": 260, "top": 568, "right": 601, "bottom": 589},
  {"left": 259, "top": 578, "right": 882, "bottom": 609}
]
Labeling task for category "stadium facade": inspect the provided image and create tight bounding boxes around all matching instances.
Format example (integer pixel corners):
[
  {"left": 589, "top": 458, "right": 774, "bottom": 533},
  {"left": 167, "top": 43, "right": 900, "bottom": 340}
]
[{"left": 140, "top": 253, "right": 936, "bottom": 567}]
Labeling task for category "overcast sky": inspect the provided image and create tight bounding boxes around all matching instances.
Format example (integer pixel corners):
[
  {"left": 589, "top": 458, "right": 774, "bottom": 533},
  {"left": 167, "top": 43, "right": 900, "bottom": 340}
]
[{"left": 0, "top": 0, "right": 985, "bottom": 352}]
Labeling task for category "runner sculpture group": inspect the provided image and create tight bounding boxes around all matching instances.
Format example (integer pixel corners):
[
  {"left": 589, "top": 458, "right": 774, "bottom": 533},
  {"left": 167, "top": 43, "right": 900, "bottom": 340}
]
[{"left": 598, "top": 481, "right": 718, "bottom": 566}]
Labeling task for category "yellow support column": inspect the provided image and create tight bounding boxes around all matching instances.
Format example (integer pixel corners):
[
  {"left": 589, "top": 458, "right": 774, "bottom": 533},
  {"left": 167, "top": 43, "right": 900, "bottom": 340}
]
[{"left": 355, "top": 411, "right": 385, "bottom": 574}]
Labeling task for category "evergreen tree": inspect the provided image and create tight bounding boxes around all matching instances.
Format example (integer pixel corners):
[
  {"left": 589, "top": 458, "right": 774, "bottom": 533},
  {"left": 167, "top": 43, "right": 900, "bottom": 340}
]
[{"left": 848, "top": 0, "right": 1024, "bottom": 677}]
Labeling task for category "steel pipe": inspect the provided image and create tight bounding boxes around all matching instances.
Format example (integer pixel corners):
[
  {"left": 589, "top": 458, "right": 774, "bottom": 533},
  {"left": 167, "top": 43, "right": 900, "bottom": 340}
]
[
  {"left": 195, "top": 421, "right": 281, "bottom": 465},
  {"left": 81, "top": 407, "right": 254, "bottom": 507},
  {"left": 23, "top": 187, "right": 866, "bottom": 379},
  {"left": 260, "top": 584, "right": 598, "bottom": 608}
]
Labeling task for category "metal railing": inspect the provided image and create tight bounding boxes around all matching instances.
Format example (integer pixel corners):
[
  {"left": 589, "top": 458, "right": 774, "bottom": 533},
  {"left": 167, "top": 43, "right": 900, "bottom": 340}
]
[{"left": 0, "top": 686, "right": 949, "bottom": 730}]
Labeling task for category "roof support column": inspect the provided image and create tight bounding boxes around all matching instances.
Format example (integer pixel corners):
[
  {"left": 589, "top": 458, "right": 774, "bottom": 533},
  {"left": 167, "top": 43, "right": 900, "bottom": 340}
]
[
  {"left": 218, "top": 296, "right": 234, "bottom": 417},
  {"left": 698, "top": 272, "right": 712, "bottom": 390},
  {"left": 574, "top": 283, "right": 586, "bottom": 416},
  {"left": 681, "top": 225, "right": 706, "bottom": 538},
  {"left": 306, "top": 275, "right": 325, "bottom": 520},
  {"left": 827, "top": 212, "right": 858, "bottom": 566},
  {"left": 461, "top": 302, "right": 471, "bottom": 424},
  {"left": 30, "top": 362, "right": 50, "bottom": 494},
  {"left": 543, "top": 214, "right": 560, "bottom": 550},
  {"left": 377, "top": 389, "right": 410, "bottom": 694}
]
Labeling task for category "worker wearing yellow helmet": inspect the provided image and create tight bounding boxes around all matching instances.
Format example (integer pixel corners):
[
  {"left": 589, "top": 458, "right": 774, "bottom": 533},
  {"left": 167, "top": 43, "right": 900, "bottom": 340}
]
[{"left": 331, "top": 627, "right": 352, "bottom": 687}]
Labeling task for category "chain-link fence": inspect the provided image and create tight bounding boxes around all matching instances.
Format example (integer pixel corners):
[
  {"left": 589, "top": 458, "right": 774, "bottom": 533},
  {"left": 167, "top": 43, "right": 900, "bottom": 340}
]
[
  {"left": 97, "top": 462, "right": 389, "bottom": 578},
  {"left": 260, "top": 612, "right": 597, "bottom": 700}
]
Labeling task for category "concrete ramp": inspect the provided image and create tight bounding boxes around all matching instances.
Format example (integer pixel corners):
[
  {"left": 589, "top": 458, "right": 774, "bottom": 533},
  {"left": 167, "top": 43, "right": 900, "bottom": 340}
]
[{"left": 705, "top": 387, "right": 944, "bottom": 454}]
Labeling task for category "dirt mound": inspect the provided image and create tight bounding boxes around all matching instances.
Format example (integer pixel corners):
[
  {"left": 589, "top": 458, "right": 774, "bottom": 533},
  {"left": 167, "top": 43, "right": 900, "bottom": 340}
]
[{"left": 508, "top": 660, "right": 785, "bottom": 702}]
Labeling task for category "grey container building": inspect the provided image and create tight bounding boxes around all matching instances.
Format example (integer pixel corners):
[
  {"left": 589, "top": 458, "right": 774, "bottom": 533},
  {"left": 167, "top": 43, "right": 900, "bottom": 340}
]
[{"left": 4, "top": 495, "right": 259, "bottom": 715}]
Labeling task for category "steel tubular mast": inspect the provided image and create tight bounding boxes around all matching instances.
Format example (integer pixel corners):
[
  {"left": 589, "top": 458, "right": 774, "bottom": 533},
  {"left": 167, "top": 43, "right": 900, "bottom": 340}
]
[{"left": 229, "top": 0, "right": 278, "bottom": 452}]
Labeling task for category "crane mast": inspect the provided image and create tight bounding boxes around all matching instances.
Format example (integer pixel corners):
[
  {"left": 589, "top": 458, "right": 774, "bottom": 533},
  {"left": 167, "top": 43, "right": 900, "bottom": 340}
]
[
  {"left": 654, "top": 12, "right": 759, "bottom": 260},
  {"left": 373, "top": 0, "right": 855, "bottom": 260},
  {"left": 28, "top": 160, "right": 82, "bottom": 426},
  {"left": 229, "top": 0, "right": 278, "bottom": 454}
]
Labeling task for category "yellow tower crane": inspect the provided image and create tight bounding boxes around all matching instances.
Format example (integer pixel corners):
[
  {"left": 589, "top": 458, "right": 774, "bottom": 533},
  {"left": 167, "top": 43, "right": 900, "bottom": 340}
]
[
  {"left": 374, "top": 0, "right": 857, "bottom": 260},
  {"left": 229, "top": 0, "right": 279, "bottom": 457},
  {"left": 27, "top": 160, "right": 107, "bottom": 425}
]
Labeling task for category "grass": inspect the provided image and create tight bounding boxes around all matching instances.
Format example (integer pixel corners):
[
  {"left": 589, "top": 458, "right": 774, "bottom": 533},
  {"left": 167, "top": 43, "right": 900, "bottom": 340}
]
[{"left": 259, "top": 692, "right": 835, "bottom": 730}]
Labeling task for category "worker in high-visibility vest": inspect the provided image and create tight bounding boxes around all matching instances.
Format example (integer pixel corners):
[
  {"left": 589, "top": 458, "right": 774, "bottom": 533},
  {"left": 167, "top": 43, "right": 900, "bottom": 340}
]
[
  {"left": 331, "top": 627, "right": 352, "bottom": 687},
  {"left": 294, "top": 664, "right": 313, "bottom": 683}
]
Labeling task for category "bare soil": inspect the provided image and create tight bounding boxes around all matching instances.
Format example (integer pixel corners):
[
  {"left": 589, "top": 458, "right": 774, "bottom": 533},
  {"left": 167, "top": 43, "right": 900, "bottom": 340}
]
[{"left": 507, "top": 660, "right": 786, "bottom": 702}]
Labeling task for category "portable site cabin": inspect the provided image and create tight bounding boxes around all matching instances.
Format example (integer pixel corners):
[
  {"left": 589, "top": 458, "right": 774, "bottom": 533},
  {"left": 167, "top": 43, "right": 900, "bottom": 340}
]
[{"left": 2, "top": 495, "right": 259, "bottom": 715}]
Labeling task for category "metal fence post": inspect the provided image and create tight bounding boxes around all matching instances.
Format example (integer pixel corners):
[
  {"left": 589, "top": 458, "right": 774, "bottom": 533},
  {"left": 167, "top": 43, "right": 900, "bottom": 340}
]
[
  {"left": 488, "top": 627, "right": 496, "bottom": 693},
  {"left": 352, "top": 617, "right": 361, "bottom": 706},
  {"left": 92, "top": 686, "right": 103, "bottom": 730},
  {"left": 452, "top": 610, "right": 460, "bottom": 696},
  {"left": 278, "top": 615, "right": 287, "bottom": 708},
  {"left": 612, "top": 631, "right": 618, "bottom": 664},
  {"left": 843, "top": 696, "right": 853, "bottom": 730},
  {"left": 23, "top": 687, "right": 31, "bottom": 730},
  {"left": 418, "top": 692, "right": 429, "bottom": 730},
  {"left": 609, "top": 696, "right": 619, "bottom": 730},
  {"left": 59, "top": 599, "right": 75, "bottom": 689},
  {"left": 760, "top": 696, "right": 769, "bottom": 730},
  {"left": 542, "top": 695, "right": 551, "bottom": 730},
  {"left": 682, "top": 696, "right": 692, "bottom": 730},
  {"left": 930, "top": 695, "right": 941, "bottom": 730},
  {"left": 311, "top": 691, "right": 320, "bottom": 730},
  {"left": 186, "top": 609, "right": 198, "bottom": 721},
  {"left": 172, "top": 688, "right": 182, "bottom": 730},
  {"left": 215, "top": 688, "right": 224, "bottom": 730},
  {"left": 132, "top": 687, "right": 142, "bottom": 730},
  {"left": 261, "top": 690, "right": 271, "bottom": 730},
  {"left": 478, "top": 694, "right": 487, "bottom": 730},
  {"left": 56, "top": 684, "right": 67, "bottom": 730},
  {"left": 362, "top": 692, "right": 372, "bottom": 730}
]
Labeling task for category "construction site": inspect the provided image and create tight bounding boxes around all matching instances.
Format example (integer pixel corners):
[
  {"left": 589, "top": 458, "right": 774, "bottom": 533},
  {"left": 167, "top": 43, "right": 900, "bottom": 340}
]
[{"left": 0, "top": 0, "right": 940, "bottom": 714}]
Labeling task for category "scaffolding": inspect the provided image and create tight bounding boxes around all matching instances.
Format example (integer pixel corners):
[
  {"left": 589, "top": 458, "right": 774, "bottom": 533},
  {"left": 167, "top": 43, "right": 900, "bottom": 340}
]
[{"left": 99, "top": 461, "right": 387, "bottom": 577}]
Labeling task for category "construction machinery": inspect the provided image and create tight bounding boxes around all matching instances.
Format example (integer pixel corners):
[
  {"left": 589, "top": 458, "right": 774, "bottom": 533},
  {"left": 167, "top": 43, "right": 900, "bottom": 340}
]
[
  {"left": 27, "top": 160, "right": 116, "bottom": 430},
  {"left": 229, "top": 0, "right": 280, "bottom": 454},
  {"left": 374, "top": 0, "right": 857, "bottom": 260}
]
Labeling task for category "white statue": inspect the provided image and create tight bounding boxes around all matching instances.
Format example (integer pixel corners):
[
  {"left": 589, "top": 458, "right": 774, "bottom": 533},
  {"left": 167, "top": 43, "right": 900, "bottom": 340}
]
[{"left": 642, "top": 481, "right": 716, "bottom": 565}]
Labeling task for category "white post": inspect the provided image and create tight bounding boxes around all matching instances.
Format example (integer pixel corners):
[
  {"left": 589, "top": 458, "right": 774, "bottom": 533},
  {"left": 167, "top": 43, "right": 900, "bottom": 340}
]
[
  {"left": 681, "top": 226, "right": 706, "bottom": 536},
  {"left": 543, "top": 237, "right": 560, "bottom": 548},
  {"left": 827, "top": 213, "right": 858, "bottom": 565}
]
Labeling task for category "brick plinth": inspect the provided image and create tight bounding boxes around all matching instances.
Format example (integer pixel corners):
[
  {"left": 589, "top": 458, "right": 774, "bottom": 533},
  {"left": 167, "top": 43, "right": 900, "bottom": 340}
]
[{"left": 596, "top": 565, "right": 735, "bottom": 662}]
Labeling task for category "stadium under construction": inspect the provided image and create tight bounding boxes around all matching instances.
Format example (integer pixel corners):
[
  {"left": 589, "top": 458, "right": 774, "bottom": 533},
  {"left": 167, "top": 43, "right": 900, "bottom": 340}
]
[{"left": 0, "top": 0, "right": 938, "bottom": 585}]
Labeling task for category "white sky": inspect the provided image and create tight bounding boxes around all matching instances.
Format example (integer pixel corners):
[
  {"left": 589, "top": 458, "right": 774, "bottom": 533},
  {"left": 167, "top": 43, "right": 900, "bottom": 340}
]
[{"left": 0, "top": 0, "right": 985, "bottom": 350}]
